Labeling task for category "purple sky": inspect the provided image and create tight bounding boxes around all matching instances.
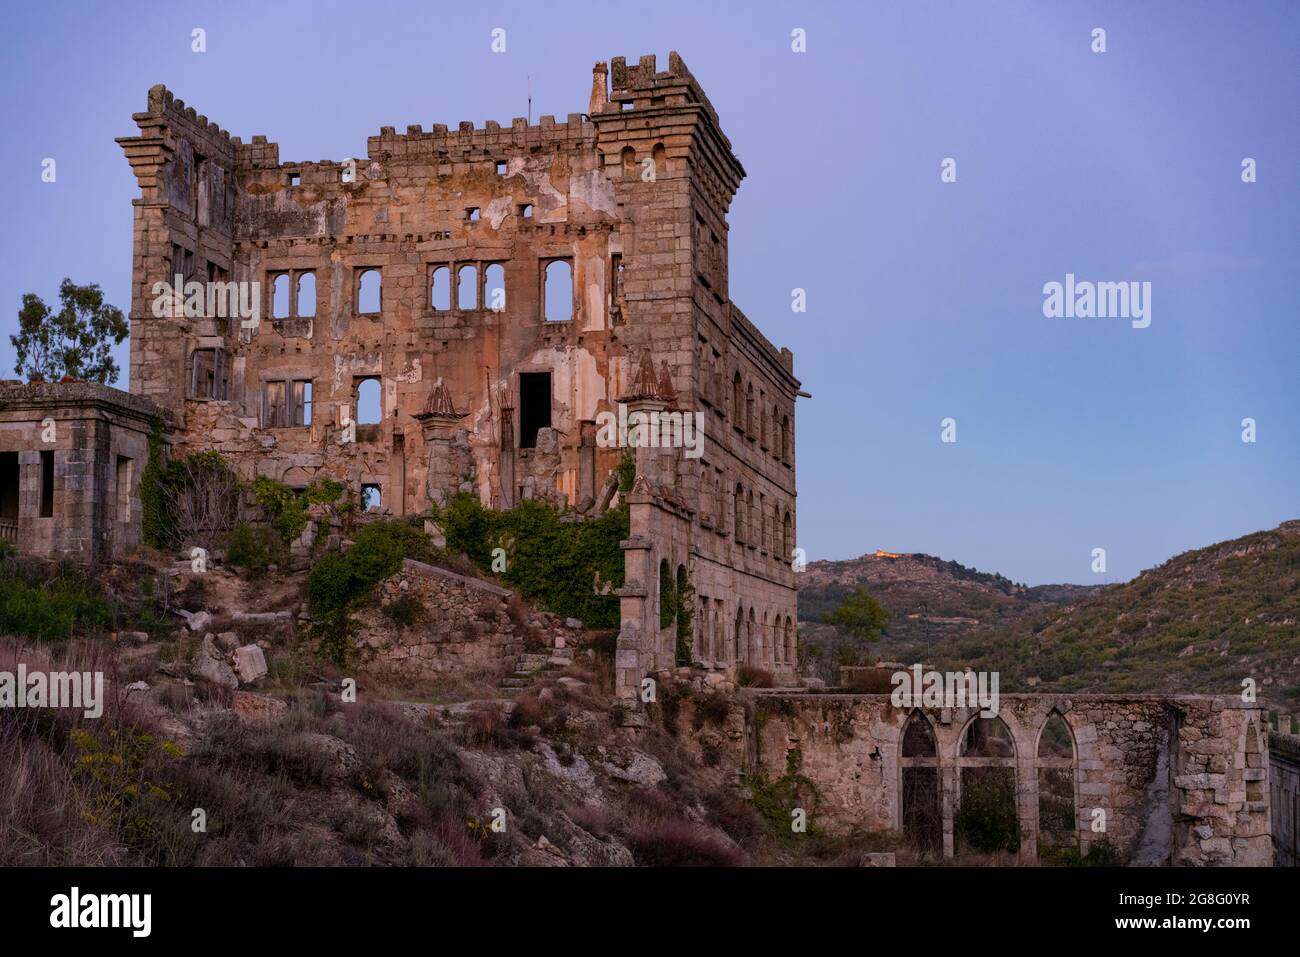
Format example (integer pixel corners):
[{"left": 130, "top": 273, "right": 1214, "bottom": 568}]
[{"left": 2, "top": 0, "right": 1296, "bottom": 584}]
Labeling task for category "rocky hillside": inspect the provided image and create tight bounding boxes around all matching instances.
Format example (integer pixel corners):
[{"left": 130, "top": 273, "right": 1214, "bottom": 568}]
[
  {"left": 928, "top": 520, "right": 1300, "bottom": 702},
  {"left": 804, "top": 522, "right": 1300, "bottom": 704},
  {"left": 0, "top": 549, "right": 879, "bottom": 868},
  {"left": 798, "top": 550, "right": 1098, "bottom": 676}
]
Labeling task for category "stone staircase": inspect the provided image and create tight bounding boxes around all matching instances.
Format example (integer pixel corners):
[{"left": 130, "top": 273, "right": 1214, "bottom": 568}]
[{"left": 497, "top": 644, "right": 574, "bottom": 697}]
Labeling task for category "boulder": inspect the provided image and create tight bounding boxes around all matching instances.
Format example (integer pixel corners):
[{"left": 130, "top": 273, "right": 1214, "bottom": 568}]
[
  {"left": 233, "top": 690, "right": 288, "bottom": 722},
  {"left": 192, "top": 634, "right": 238, "bottom": 689},
  {"left": 860, "top": 852, "right": 896, "bottom": 867},
  {"left": 232, "top": 644, "right": 268, "bottom": 684},
  {"left": 214, "top": 632, "right": 240, "bottom": 653},
  {"left": 185, "top": 610, "right": 213, "bottom": 633}
]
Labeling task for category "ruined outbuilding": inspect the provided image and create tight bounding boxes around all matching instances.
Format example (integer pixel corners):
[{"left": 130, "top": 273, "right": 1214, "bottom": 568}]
[{"left": 116, "top": 52, "right": 800, "bottom": 690}]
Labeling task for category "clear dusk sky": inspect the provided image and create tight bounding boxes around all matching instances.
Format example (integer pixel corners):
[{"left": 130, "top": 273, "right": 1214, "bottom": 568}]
[{"left": 1, "top": 0, "right": 1295, "bottom": 584}]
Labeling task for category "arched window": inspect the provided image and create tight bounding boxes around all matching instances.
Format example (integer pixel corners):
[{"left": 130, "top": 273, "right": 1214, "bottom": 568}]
[
  {"left": 675, "top": 564, "right": 692, "bottom": 666},
  {"left": 734, "top": 607, "right": 745, "bottom": 665},
  {"left": 956, "top": 716, "right": 1019, "bottom": 856},
  {"left": 784, "top": 616, "right": 795, "bottom": 668},
  {"left": 732, "top": 372, "right": 743, "bottom": 427},
  {"left": 651, "top": 143, "right": 667, "bottom": 178},
  {"left": 745, "top": 382, "right": 754, "bottom": 436},
  {"left": 296, "top": 272, "right": 316, "bottom": 317},
  {"left": 1037, "top": 711, "right": 1077, "bottom": 859},
  {"left": 457, "top": 264, "right": 478, "bottom": 310},
  {"left": 781, "top": 414, "right": 791, "bottom": 463},
  {"left": 355, "top": 377, "right": 381, "bottom": 425},
  {"left": 621, "top": 146, "right": 636, "bottom": 178},
  {"left": 900, "top": 710, "right": 942, "bottom": 857},
  {"left": 484, "top": 263, "right": 506, "bottom": 312},
  {"left": 430, "top": 265, "right": 451, "bottom": 310},
  {"left": 544, "top": 259, "right": 573, "bottom": 322},
  {"left": 734, "top": 483, "right": 744, "bottom": 543},
  {"left": 658, "top": 559, "right": 674, "bottom": 630},
  {"left": 356, "top": 268, "right": 381, "bottom": 314},
  {"left": 748, "top": 607, "right": 759, "bottom": 666},
  {"left": 782, "top": 510, "right": 792, "bottom": 560},
  {"left": 271, "top": 273, "right": 290, "bottom": 318},
  {"left": 746, "top": 490, "right": 755, "bottom": 547}
]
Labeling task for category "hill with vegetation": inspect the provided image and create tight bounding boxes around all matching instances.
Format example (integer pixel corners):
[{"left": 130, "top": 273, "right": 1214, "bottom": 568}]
[{"left": 802, "top": 522, "right": 1300, "bottom": 704}]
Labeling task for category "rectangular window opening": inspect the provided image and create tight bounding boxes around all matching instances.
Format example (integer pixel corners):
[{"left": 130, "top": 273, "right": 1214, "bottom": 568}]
[
  {"left": 518, "top": 372, "right": 552, "bottom": 450},
  {"left": 39, "top": 450, "right": 54, "bottom": 518}
]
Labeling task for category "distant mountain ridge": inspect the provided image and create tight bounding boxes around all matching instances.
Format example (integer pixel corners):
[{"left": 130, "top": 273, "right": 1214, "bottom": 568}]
[{"left": 799, "top": 522, "right": 1300, "bottom": 703}]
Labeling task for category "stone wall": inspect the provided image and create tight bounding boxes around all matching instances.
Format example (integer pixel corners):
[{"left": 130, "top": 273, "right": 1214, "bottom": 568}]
[
  {"left": 1269, "top": 728, "right": 1300, "bottom": 866},
  {"left": 0, "top": 382, "right": 169, "bottom": 563},
  {"left": 352, "top": 558, "right": 539, "bottom": 683},
  {"left": 747, "top": 692, "right": 1271, "bottom": 866}
]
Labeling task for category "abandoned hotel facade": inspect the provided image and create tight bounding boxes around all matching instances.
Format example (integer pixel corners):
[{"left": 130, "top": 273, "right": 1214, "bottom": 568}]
[{"left": 0, "top": 53, "right": 800, "bottom": 691}]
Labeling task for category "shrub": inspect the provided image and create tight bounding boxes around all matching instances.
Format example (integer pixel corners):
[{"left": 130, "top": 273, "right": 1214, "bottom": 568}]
[
  {"left": 431, "top": 493, "right": 627, "bottom": 627},
  {"left": 955, "top": 768, "right": 1020, "bottom": 854},
  {"left": 624, "top": 819, "right": 741, "bottom": 867},
  {"left": 381, "top": 595, "right": 424, "bottom": 629},
  {"left": 0, "top": 577, "right": 110, "bottom": 642},
  {"left": 736, "top": 665, "right": 774, "bottom": 688},
  {"left": 225, "top": 523, "right": 272, "bottom": 571}
]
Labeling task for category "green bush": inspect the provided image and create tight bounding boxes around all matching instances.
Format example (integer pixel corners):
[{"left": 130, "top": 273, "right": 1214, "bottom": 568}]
[
  {"left": 306, "top": 521, "right": 432, "bottom": 664},
  {"left": 431, "top": 493, "right": 627, "bottom": 627},
  {"left": 254, "top": 477, "right": 346, "bottom": 545},
  {"left": 955, "top": 768, "right": 1020, "bottom": 854},
  {"left": 225, "top": 523, "right": 272, "bottom": 571},
  {"left": 382, "top": 595, "right": 424, "bottom": 629},
  {"left": 0, "top": 576, "right": 111, "bottom": 642}
]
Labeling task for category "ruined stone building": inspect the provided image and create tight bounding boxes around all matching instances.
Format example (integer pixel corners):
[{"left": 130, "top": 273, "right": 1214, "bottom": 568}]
[
  {"left": 115, "top": 52, "right": 801, "bottom": 690},
  {"left": 0, "top": 381, "right": 165, "bottom": 563}
]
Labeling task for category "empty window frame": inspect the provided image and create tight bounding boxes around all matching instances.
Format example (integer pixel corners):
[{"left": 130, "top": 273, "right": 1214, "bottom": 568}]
[
  {"left": 484, "top": 263, "right": 506, "bottom": 312},
  {"left": 39, "top": 450, "right": 54, "bottom": 518},
  {"left": 518, "top": 372, "right": 551, "bottom": 449},
  {"left": 355, "top": 376, "right": 381, "bottom": 425},
  {"left": 269, "top": 269, "right": 317, "bottom": 319},
  {"left": 263, "top": 379, "right": 313, "bottom": 427},
  {"left": 519, "top": 203, "right": 534, "bottom": 219},
  {"left": 457, "top": 264, "right": 479, "bottom": 310},
  {"left": 356, "top": 268, "right": 382, "bottom": 314},
  {"left": 190, "top": 348, "right": 229, "bottom": 400},
  {"left": 465, "top": 207, "right": 481, "bottom": 222},
  {"left": 361, "top": 483, "right": 382, "bottom": 510},
  {"left": 543, "top": 259, "right": 573, "bottom": 322},
  {"left": 429, "top": 265, "right": 452, "bottom": 310}
]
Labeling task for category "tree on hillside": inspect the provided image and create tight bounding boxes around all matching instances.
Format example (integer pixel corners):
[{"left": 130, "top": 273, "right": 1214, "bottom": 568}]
[
  {"left": 825, "top": 587, "right": 892, "bottom": 642},
  {"left": 11, "top": 279, "right": 128, "bottom": 384}
]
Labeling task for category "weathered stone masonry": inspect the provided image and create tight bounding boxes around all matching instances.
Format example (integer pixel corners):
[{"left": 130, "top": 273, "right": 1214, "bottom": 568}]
[
  {"left": 750, "top": 693, "right": 1271, "bottom": 865},
  {"left": 0, "top": 382, "right": 170, "bottom": 563},
  {"left": 116, "top": 52, "right": 799, "bottom": 689}
]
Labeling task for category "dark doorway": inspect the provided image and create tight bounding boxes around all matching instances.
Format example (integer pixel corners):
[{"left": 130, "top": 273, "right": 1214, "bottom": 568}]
[
  {"left": 519, "top": 372, "right": 551, "bottom": 449},
  {"left": 40, "top": 450, "right": 54, "bottom": 518},
  {"left": 0, "top": 452, "right": 18, "bottom": 522}
]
